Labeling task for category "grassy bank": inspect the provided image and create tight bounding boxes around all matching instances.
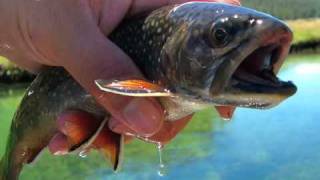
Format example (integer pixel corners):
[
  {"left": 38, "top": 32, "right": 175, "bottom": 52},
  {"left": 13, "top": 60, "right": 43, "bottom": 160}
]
[
  {"left": 287, "top": 19, "right": 320, "bottom": 53},
  {"left": 243, "top": 0, "right": 320, "bottom": 20},
  {"left": 287, "top": 19, "right": 320, "bottom": 44},
  {"left": 0, "top": 57, "right": 35, "bottom": 83},
  {"left": 0, "top": 56, "right": 10, "bottom": 67}
]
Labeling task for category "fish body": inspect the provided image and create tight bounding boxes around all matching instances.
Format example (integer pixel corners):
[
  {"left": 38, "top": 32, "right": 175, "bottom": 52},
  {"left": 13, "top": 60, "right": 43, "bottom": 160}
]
[{"left": 0, "top": 2, "right": 296, "bottom": 179}]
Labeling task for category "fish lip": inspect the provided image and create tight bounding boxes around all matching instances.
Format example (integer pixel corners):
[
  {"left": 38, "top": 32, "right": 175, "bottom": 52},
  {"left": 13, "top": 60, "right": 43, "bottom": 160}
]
[{"left": 209, "top": 20, "right": 296, "bottom": 107}]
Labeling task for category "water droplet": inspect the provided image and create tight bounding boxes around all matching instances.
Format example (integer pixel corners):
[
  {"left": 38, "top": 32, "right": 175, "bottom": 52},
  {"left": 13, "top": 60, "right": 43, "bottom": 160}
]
[
  {"left": 157, "top": 143, "right": 167, "bottom": 177},
  {"left": 79, "top": 150, "right": 88, "bottom": 158},
  {"left": 158, "top": 164, "right": 166, "bottom": 177},
  {"left": 222, "top": 117, "right": 232, "bottom": 121},
  {"left": 157, "top": 142, "right": 164, "bottom": 150}
]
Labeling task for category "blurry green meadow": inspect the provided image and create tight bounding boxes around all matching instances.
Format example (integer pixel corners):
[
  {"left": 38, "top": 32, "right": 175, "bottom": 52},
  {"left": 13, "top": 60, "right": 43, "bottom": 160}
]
[
  {"left": 287, "top": 19, "right": 320, "bottom": 44},
  {"left": 0, "top": 57, "right": 9, "bottom": 67},
  {"left": 243, "top": 0, "right": 320, "bottom": 20}
]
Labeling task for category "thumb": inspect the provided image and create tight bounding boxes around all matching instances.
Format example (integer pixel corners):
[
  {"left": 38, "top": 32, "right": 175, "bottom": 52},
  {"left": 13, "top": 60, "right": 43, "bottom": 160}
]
[{"left": 49, "top": 5, "right": 164, "bottom": 136}]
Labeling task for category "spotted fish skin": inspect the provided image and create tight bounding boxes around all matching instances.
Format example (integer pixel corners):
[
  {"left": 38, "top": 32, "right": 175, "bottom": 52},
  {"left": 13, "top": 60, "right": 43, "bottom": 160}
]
[
  {"left": 109, "top": 5, "right": 174, "bottom": 82},
  {"left": 0, "top": 69, "right": 105, "bottom": 179},
  {"left": 110, "top": 2, "right": 294, "bottom": 118},
  {"left": 1, "top": 2, "right": 295, "bottom": 179}
]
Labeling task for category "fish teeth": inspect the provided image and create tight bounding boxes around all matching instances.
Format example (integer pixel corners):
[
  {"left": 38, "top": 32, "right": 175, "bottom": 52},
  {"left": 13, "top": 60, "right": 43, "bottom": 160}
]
[{"left": 260, "top": 69, "right": 281, "bottom": 84}]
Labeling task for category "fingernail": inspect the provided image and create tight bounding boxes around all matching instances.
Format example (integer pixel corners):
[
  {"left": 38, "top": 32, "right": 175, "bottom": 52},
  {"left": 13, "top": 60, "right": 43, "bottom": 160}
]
[{"left": 122, "top": 98, "right": 163, "bottom": 136}]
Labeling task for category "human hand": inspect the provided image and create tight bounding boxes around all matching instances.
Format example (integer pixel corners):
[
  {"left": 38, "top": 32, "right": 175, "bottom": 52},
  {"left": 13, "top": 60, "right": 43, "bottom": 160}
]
[
  {"left": 0, "top": 0, "right": 240, "bottom": 155},
  {"left": 47, "top": 110, "right": 193, "bottom": 170},
  {"left": 46, "top": 0, "right": 241, "bottom": 157},
  {"left": 48, "top": 111, "right": 193, "bottom": 154}
]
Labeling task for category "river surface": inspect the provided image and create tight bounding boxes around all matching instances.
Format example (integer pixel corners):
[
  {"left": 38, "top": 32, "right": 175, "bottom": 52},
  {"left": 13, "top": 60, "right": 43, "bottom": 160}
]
[{"left": 0, "top": 54, "right": 319, "bottom": 180}]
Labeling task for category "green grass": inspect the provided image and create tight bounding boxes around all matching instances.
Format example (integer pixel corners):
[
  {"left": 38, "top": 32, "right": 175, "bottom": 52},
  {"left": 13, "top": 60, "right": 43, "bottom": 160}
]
[
  {"left": 287, "top": 19, "right": 320, "bottom": 44},
  {"left": 0, "top": 56, "right": 10, "bottom": 68},
  {"left": 243, "top": 0, "right": 320, "bottom": 20},
  {"left": 0, "top": 85, "right": 26, "bottom": 154}
]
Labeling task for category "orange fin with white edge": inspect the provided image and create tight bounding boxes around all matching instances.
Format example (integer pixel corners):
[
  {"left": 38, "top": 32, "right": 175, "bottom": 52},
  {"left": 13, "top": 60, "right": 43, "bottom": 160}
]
[
  {"left": 99, "top": 134, "right": 124, "bottom": 172},
  {"left": 215, "top": 106, "right": 236, "bottom": 121},
  {"left": 93, "top": 123, "right": 124, "bottom": 172},
  {"left": 95, "top": 79, "right": 173, "bottom": 97},
  {"left": 70, "top": 118, "right": 124, "bottom": 171}
]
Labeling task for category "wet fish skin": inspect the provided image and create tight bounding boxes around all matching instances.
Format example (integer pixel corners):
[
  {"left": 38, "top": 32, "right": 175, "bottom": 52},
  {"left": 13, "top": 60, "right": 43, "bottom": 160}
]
[
  {"left": 0, "top": 69, "right": 105, "bottom": 179},
  {"left": 0, "top": 2, "right": 296, "bottom": 179},
  {"left": 110, "top": 2, "right": 295, "bottom": 118}
]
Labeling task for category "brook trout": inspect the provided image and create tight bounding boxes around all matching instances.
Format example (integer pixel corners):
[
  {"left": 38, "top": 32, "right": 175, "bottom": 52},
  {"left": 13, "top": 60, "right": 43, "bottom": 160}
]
[{"left": 0, "top": 2, "right": 296, "bottom": 179}]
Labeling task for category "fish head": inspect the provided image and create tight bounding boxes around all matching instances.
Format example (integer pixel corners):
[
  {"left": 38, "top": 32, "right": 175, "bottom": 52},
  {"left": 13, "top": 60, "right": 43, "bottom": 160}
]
[{"left": 162, "top": 2, "right": 296, "bottom": 109}]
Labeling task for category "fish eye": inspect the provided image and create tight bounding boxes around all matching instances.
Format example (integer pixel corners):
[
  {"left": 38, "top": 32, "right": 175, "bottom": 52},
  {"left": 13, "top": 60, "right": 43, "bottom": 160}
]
[{"left": 210, "top": 27, "right": 230, "bottom": 47}]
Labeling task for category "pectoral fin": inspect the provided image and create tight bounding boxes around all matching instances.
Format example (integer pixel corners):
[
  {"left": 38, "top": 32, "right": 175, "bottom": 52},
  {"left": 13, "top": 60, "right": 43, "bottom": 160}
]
[
  {"left": 93, "top": 123, "right": 124, "bottom": 172},
  {"left": 95, "top": 79, "right": 173, "bottom": 97},
  {"left": 99, "top": 134, "right": 124, "bottom": 172},
  {"left": 215, "top": 106, "right": 236, "bottom": 120},
  {"left": 69, "top": 118, "right": 123, "bottom": 171}
]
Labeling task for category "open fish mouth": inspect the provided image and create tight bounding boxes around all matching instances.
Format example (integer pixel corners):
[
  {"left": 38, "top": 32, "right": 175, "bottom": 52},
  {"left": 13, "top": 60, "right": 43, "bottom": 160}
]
[
  {"left": 230, "top": 44, "right": 296, "bottom": 94},
  {"left": 211, "top": 22, "right": 297, "bottom": 108}
]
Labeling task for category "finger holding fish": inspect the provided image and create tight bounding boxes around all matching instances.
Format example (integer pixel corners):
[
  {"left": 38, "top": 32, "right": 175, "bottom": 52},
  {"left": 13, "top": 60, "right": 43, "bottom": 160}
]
[
  {"left": 48, "top": 110, "right": 191, "bottom": 171},
  {"left": 48, "top": 111, "right": 124, "bottom": 171}
]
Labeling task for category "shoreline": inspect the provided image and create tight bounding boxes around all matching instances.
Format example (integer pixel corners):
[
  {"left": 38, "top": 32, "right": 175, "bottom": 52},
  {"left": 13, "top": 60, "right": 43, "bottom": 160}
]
[{"left": 290, "top": 40, "right": 320, "bottom": 53}]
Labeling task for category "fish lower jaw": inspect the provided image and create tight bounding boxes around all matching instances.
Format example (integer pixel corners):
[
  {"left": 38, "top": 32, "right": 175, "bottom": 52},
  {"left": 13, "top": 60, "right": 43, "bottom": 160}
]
[
  {"left": 210, "top": 93, "right": 288, "bottom": 109},
  {"left": 229, "top": 69, "right": 296, "bottom": 91},
  {"left": 211, "top": 79, "right": 296, "bottom": 109},
  {"left": 218, "top": 42, "right": 297, "bottom": 107}
]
